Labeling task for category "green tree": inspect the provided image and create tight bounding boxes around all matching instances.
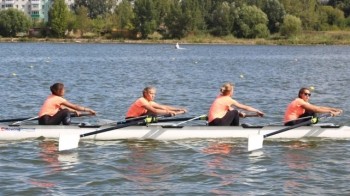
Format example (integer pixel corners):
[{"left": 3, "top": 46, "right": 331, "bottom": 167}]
[
  {"left": 133, "top": 0, "right": 157, "bottom": 39},
  {"left": 319, "top": 5, "right": 345, "bottom": 29},
  {"left": 115, "top": 0, "right": 135, "bottom": 30},
  {"left": 233, "top": 5, "right": 269, "bottom": 38},
  {"left": 66, "top": 11, "right": 77, "bottom": 33},
  {"left": 280, "top": 0, "right": 319, "bottom": 30},
  {"left": 210, "top": 2, "right": 233, "bottom": 36},
  {"left": 91, "top": 16, "right": 105, "bottom": 37},
  {"left": 74, "top": 0, "right": 114, "bottom": 19},
  {"left": 164, "top": 2, "right": 190, "bottom": 39},
  {"left": 259, "top": 0, "right": 286, "bottom": 33},
  {"left": 75, "top": 6, "right": 91, "bottom": 37},
  {"left": 153, "top": 0, "right": 172, "bottom": 32},
  {"left": 0, "top": 9, "right": 31, "bottom": 37},
  {"left": 328, "top": 0, "right": 350, "bottom": 17},
  {"left": 280, "top": 14, "right": 302, "bottom": 37},
  {"left": 48, "top": 0, "right": 69, "bottom": 37},
  {"left": 181, "top": 0, "right": 206, "bottom": 33}
]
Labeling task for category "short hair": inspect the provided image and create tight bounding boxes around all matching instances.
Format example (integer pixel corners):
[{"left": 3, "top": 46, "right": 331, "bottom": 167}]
[
  {"left": 50, "top": 83, "right": 64, "bottom": 96},
  {"left": 142, "top": 86, "right": 156, "bottom": 96}
]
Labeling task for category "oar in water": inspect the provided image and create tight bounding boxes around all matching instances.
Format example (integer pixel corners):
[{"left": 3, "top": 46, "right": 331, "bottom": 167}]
[
  {"left": 58, "top": 115, "right": 173, "bottom": 151},
  {"left": 247, "top": 114, "right": 331, "bottom": 152}
]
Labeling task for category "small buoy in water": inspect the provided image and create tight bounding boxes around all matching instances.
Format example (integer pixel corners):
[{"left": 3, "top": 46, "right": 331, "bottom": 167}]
[
  {"left": 194, "top": 61, "right": 198, "bottom": 64},
  {"left": 12, "top": 73, "right": 17, "bottom": 76},
  {"left": 310, "top": 86, "right": 315, "bottom": 91},
  {"left": 240, "top": 74, "right": 244, "bottom": 78},
  {"left": 30, "top": 65, "right": 34, "bottom": 68}
]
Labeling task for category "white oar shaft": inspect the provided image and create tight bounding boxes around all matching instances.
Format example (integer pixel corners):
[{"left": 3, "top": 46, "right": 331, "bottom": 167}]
[
  {"left": 173, "top": 115, "right": 206, "bottom": 126},
  {"left": 12, "top": 116, "right": 39, "bottom": 125}
]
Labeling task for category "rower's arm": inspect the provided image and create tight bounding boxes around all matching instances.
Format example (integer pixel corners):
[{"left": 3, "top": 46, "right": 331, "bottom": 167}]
[
  {"left": 61, "top": 101, "right": 96, "bottom": 115},
  {"left": 232, "top": 100, "right": 264, "bottom": 117},
  {"left": 143, "top": 102, "right": 172, "bottom": 115},
  {"left": 301, "top": 103, "right": 341, "bottom": 116}
]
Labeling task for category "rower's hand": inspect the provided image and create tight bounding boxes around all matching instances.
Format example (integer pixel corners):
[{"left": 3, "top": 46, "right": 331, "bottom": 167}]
[
  {"left": 176, "top": 109, "right": 187, "bottom": 115},
  {"left": 87, "top": 109, "right": 96, "bottom": 115},
  {"left": 256, "top": 111, "right": 264, "bottom": 117},
  {"left": 239, "top": 112, "right": 246, "bottom": 118},
  {"left": 331, "top": 110, "right": 342, "bottom": 117},
  {"left": 75, "top": 111, "right": 81, "bottom": 117}
]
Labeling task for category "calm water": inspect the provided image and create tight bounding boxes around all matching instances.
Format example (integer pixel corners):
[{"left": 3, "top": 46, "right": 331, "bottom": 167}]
[{"left": 1, "top": 43, "right": 350, "bottom": 195}]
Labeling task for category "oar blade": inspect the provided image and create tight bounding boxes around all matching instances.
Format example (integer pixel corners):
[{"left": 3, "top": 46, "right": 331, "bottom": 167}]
[
  {"left": 248, "top": 134, "right": 264, "bottom": 152},
  {"left": 58, "top": 133, "right": 81, "bottom": 151}
]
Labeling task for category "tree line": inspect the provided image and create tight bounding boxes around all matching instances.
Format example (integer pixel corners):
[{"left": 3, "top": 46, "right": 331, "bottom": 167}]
[{"left": 0, "top": 0, "right": 350, "bottom": 39}]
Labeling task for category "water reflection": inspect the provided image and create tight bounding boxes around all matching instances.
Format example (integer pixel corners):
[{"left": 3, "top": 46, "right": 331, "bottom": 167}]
[
  {"left": 120, "top": 141, "right": 171, "bottom": 189},
  {"left": 202, "top": 142, "right": 238, "bottom": 195},
  {"left": 39, "top": 141, "right": 79, "bottom": 174},
  {"left": 282, "top": 141, "right": 314, "bottom": 193}
]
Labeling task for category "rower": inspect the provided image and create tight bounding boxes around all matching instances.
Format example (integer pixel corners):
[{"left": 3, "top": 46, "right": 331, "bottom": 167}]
[
  {"left": 38, "top": 83, "right": 96, "bottom": 125},
  {"left": 207, "top": 82, "right": 264, "bottom": 126},
  {"left": 125, "top": 86, "right": 187, "bottom": 119},
  {"left": 284, "top": 87, "right": 342, "bottom": 126}
]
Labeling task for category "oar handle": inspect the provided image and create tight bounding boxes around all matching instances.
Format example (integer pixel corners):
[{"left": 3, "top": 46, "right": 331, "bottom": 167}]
[{"left": 71, "top": 112, "right": 94, "bottom": 117}]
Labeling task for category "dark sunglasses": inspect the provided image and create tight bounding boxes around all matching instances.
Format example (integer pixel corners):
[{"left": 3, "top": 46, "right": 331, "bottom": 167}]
[{"left": 303, "top": 93, "right": 311, "bottom": 97}]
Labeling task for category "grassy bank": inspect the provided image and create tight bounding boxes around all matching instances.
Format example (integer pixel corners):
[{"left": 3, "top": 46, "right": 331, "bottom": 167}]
[{"left": 2, "top": 31, "right": 350, "bottom": 45}]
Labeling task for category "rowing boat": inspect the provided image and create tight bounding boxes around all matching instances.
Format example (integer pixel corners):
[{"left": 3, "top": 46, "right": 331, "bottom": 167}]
[{"left": 0, "top": 123, "right": 348, "bottom": 141}]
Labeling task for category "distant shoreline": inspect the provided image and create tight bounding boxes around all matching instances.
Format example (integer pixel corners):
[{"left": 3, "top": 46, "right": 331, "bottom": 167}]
[{"left": 2, "top": 31, "right": 350, "bottom": 45}]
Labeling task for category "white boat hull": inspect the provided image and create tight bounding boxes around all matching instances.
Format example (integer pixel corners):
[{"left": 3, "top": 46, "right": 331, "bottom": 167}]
[{"left": 1, "top": 124, "right": 349, "bottom": 141}]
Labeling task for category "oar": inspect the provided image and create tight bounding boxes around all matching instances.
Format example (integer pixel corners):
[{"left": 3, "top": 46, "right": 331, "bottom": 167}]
[
  {"left": 0, "top": 117, "right": 37, "bottom": 123},
  {"left": 241, "top": 113, "right": 262, "bottom": 118},
  {"left": 171, "top": 114, "right": 207, "bottom": 126},
  {"left": 156, "top": 115, "right": 208, "bottom": 123},
  {"left": 266, "top": 116, "right": 313, "bottom": 126},
  {"left": 103, "top": 115, "right": 149, "bottom": 125},
  {"left": 10, "top": 112, "right": 93, "bottom": 125},
  {"left": 58, "top": 115, "right": 170, "bottom": 151},
  {"left": 247, "top": 115, "right": 330, "bottom": 152},
  {"left": 12, "top": 116, "right": 39, "bottom": 125}
]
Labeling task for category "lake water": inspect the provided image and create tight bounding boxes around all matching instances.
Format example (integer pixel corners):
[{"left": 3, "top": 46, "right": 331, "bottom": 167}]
[{"left": 1, "top": 43, "right": 350, "bottom": 195}]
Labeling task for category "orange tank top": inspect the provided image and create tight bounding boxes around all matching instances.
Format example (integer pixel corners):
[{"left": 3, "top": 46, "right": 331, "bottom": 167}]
[
  {"left": 284, "top": 98, "right": 306, "bottom": 122},
  {"left": 38, "top": 95, "right": 67, "bottom": 117},
  {"left": 126, "top": 97, "right": 152, "bottom": 118},
  {"left": 208, "top": 95, "right": 234, "bottom": 123}
]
